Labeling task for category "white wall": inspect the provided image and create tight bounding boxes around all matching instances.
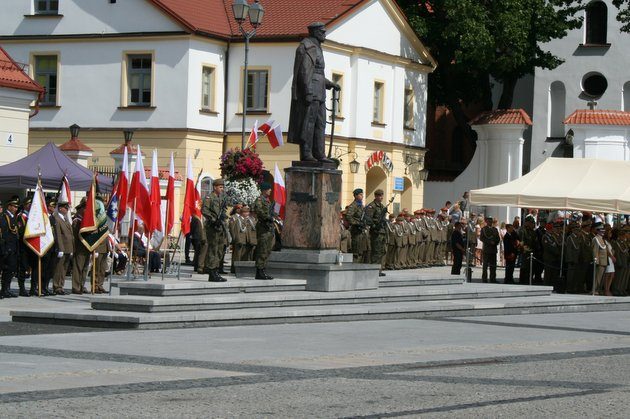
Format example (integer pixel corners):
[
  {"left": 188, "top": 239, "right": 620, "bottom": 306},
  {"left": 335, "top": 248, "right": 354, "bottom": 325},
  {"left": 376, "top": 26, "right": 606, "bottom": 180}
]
[
  {"left": 0, "top": 0, "right": 181, "bottom": 36},
  {"left": 569, "top": 125, "right": 630, "bottom": 160},
  {"left": 0, "top": 87, "right": 38, "bottom": 165},
  {"left": 531, "top": 0, "right": 630, "bottom": 168}
]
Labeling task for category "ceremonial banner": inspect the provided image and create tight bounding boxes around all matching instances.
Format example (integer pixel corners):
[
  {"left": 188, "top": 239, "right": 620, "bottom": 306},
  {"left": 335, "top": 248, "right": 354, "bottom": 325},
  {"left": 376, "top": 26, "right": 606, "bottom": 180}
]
[
  {"left": 23, "top": 180, "right": 55, "bottom": 256},
  {"left": 80, "top": 176, "right": 109, "bottom": 252}
]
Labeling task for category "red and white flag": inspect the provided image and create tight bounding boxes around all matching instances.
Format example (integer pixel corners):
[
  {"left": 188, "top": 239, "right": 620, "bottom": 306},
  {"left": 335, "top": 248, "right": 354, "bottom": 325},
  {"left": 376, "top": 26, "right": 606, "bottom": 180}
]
[
  {"left": 127, "top": 145, "right": 150, "bottom": 226},
  {"left": 116, "top": 146, "right": 129, "bottom": 222},
  {"left": 267, "top": 124, "right": 284, "bottom": 149},
  {"left": 24, "top": 179, "right": 55, "bottom": 257},
  {"left": 149, "top": 149, "right": 163, "bottom": 246},
  {"left": 246, "top": 120, "right": 259, "bottom": 149},
  {"left": 165, "top": 152, "right": 175, "bottom": 236},
  {"left": 259, "top": 119, "right": 274, "bottom": 135},
  {"left": 273, "top": 163, "right": 286, "bottom": 220},
  {"left": 59, "top": 175, "right": 72, "bottom": 208},
  {"left": 181, "top": 156, "right": 201, "bottom": 236}
]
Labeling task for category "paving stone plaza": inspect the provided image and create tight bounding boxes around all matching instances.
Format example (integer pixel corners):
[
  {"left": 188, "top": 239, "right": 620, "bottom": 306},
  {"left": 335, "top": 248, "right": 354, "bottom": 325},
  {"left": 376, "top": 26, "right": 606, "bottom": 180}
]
[{"left": 1, "top": 266, "right": 630, "bottom": 417}]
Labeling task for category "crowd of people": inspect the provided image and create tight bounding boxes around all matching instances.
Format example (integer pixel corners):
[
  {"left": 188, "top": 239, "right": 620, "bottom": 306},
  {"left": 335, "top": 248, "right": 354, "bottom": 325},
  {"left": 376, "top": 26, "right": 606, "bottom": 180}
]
[
  {"left": 0, "top": 194, "right": 131, "bottom": 298},
  {"left": 339, "top": 189, "right": 630, "bottom": 295}
]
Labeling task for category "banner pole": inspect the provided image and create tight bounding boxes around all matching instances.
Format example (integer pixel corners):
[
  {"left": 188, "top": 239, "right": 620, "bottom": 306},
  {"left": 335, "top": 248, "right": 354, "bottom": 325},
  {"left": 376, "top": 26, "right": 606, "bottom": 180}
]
[
  {"left": 144, "top": 232, "right": 151, "bottom": 281},
  {"left": 38, "top": 256, "right": 42, "bottom": 297},
  {"left": 126, "top": 199, "right": 137, "bottom": 281},
  {"left": 108, "top": 219, "right": 118, "bottom": 296},
  {"left": 162, "top": 199, "right": 169, "bottom": 281},
  {"left": 91, "top": 251, "right": 96, "bottom": 295}
]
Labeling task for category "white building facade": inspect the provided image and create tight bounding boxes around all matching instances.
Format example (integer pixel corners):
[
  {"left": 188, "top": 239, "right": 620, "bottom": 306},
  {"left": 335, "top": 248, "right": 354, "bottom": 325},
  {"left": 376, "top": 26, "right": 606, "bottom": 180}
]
[{"left": 0, "top": 0, "right": 435, "bottom": 214}]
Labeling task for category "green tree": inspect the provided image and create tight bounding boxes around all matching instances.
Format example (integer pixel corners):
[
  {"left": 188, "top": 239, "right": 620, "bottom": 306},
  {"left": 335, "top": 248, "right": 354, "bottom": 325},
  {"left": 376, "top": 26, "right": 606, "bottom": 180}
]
[
  {"left": 398, "top": 0, "right": 582, "bottom": 141},
  {"left": 613, "top": 0, "right": 630, "bottom": 32}
]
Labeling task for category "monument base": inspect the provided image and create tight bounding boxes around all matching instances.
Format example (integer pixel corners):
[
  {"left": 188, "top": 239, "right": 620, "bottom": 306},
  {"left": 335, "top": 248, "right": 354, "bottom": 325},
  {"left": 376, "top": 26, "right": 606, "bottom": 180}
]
[{"left": 234, "top": 250, "right": 380, "bottom": 292}]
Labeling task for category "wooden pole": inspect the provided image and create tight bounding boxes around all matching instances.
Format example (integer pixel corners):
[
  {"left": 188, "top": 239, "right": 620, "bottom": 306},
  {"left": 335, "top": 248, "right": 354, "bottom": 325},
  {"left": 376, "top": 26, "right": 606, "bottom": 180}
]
[
  {"left": 38, "top": 256, "right": 42, "bottom": 297},
  {"left": 108, "top": 219, "right": 119, "bottom": 296},
  {"left": 126, "top": 199, "right": 137, "bottom": 281},
  {"left": 144, "top": 231, "right": 151, "bottom": 281},
  {"left": 91, "top": 251, "right": 96, "bottom": 294},
  {"left": 162, "top": 199, "right": 169, "bottom": 281}
]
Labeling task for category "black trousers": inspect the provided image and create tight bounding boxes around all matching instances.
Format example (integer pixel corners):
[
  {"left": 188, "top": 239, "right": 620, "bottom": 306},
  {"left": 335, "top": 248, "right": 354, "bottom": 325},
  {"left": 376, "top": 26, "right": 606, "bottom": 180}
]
[
  {"left": 184, "top": 233, "right": 191, "bottom": 261},
  {"left": 482, "top": 252, "right": 497, "bottom": 282},
  {"left": 451, "top": 249, "right": 463, "bottom": 275},
  {"left": 1, "top": 251, "right": 18, "bottom": 291},
  {"left": 505, "top": 260, "right": 515, "bottom": 283}
]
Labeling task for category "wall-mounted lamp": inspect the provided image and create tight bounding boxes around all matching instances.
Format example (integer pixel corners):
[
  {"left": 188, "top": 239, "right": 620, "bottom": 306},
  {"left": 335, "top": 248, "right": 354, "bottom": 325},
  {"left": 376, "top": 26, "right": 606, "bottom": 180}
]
[{"left": 333, "top": 146, "right": 360, "bottom": 174}]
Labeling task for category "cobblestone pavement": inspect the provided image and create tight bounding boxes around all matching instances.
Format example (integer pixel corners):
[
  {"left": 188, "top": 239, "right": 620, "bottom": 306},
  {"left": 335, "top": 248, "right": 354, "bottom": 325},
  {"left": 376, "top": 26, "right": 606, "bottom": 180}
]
[{"left": 0, "top": 311, "right": 630, "bottom": 417}]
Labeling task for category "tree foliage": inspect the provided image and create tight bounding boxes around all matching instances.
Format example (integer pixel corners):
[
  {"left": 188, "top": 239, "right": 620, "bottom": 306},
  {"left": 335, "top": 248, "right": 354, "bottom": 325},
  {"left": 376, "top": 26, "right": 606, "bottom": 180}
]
[{"left": 613, "top": 0, "right": 630, "bottom": 32}]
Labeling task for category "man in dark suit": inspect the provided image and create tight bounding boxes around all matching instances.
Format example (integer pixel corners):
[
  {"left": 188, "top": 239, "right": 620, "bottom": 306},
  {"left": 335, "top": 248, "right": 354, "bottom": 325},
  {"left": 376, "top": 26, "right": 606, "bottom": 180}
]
[
  {"left": 0, "top": 198, "right": 20, "bottom": 298},
  {"left": 480, "top": 216, "right": 500, "bottom": 283},
  {"left": 53, "top": 200, "right": 73, "bottom": 295},
  {"left": 450, "top": 222, "right": 465, "bottom": 275}
]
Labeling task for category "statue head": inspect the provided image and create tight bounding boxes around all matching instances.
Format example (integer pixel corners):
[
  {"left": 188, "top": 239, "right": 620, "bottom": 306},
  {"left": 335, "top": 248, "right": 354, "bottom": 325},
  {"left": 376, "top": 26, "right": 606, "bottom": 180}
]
[{"left": 308, "top": 22, "right": 326, "bottom": 43}]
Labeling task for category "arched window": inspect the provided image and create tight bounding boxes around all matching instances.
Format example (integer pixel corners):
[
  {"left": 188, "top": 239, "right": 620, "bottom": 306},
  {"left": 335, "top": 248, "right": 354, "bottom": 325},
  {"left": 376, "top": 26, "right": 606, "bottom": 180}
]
[
  {"left": 548, "top": 81, "right": 566, "bottom": 138},
  {"left": 585, "top": 1, "right": 607, "bottom": 45},
  {"left": 623, "top": 82, "right": 630, "bottom": 111}
]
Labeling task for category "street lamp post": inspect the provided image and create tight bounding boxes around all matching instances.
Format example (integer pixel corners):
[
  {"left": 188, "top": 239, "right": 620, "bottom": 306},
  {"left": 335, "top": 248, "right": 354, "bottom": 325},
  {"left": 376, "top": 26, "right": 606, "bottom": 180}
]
[{"left": 232, "top": 0, "right": 265, "bottom": 149}]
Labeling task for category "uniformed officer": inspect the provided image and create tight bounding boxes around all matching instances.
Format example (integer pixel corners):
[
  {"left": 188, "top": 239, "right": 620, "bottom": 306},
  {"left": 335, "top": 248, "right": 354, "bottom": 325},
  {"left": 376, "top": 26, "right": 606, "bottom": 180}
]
[
  {"left": 339, "top": 210, "right": 351, "bottom": 254},
  {"left": 543, "top": 221, "right": 563, "bottom": 291},
  {"left": 202, "top": 178, "right": 228, "bottom": 282},
  {"left": 564, "top": 221, "right": 582, "bottom": 293},
  {"left": 611, "top": 227, "right": 628, "bottom": 296},
  {"left": 229, "top": 204, "right": 246, "bottom": 273},
  {"left": 253, "top": 182, "right": 275, "bottom": 280},
  {"left": 364, "top": 189, "right": 388, "bottom": 276},
  {"left": 53, "top": 200, "right": 73, "bottom": 295},
  {"left": 384, "top": 214, "right": 397, "bottom": 269},
  {"left": 0, "top": 197, "right": 20, "bottom": 298},
  {"left": 17, "top": 196, "right": 33, "bottom": 296},
  {"left": 518, "top": 215, "right": 539, "bottom": 284},
  {"left": 92, "top": 194, "right": 109, "bottom": 294},
  {"left": 480, "top": 216, "right": 500, "bottom": 283},
  {"left": 72, "top": 198, "right": 90, "bottom": 294},
  {"left": 243, "top": 206, "right": 258, "bottom": 261}
]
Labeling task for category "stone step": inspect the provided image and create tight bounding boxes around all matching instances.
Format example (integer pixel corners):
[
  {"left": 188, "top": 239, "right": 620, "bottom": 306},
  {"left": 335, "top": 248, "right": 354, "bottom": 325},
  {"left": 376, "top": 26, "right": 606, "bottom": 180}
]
[
  {"left": 118, "top": 279, "right": 306, "bottom": 297},
  {"left": 90, "top": 284, "right": 551, "bottom": 312},
  {"left": 379, "top": 278, "right": 464, "bottom": 287},
  {"left": 11, "top": 294, "right": 630, "bottom": 329}
]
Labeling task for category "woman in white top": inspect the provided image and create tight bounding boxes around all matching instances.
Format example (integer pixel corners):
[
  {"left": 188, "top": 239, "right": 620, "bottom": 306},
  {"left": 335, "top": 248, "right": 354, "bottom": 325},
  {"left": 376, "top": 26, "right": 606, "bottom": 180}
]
[{"left": 603, "top": 226, "right": 616, "bottom": 296}]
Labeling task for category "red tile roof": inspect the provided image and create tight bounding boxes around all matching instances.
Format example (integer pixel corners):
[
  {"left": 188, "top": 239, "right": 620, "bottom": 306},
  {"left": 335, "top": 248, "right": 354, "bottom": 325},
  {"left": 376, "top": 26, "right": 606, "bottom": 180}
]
[
  {"left": 564, "top": 109, "right": 630, "bottom": 126},
  {"left": 109, "top": 143, "right": 145, "bottom": 156},
  {"left": 149, "top": 0, "right": 368, "bottom": 40},
  {"left": 59, "top": 137, "right": 94, "bottom": 153},
  {"left": 470, "top": 109, "right": 532, "bottom": 126},
  {"left": 0, "top": 46, "right": 44, "bottom": 93}
]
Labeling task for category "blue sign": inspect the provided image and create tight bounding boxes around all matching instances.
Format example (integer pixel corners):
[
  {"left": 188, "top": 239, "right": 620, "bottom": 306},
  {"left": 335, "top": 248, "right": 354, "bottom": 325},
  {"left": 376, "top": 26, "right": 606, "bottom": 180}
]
[{"left": 393, "top": 177, "right": 404, "bottom": 192}]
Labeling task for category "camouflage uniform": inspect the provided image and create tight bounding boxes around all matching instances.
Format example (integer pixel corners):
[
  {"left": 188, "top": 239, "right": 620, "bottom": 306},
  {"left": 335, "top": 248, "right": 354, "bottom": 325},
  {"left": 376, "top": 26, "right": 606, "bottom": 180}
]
[
  {"left": 253, "top": 195, "right": 275, "bottom": 271},
  {"left": 202, "top": 191, "right": 227, "bottom": 273},
  {"left": 365, "top": 197, "right": 388, "bottom": 272}
]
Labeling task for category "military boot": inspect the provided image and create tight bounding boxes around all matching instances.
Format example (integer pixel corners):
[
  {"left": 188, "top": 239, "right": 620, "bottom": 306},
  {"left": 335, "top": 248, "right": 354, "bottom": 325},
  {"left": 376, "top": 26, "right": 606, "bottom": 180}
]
[
  {"left": 18, "top": 279, "right": 30, "bottom": 297},
  {"left": 208, "top": 270, "right": 221, "bottom": 283},
  {"left": 255, "top": 269, "right": 267, "bottom": 280},
  {"left": 262, "top": 269, "right": 273, "bottom": 280}
]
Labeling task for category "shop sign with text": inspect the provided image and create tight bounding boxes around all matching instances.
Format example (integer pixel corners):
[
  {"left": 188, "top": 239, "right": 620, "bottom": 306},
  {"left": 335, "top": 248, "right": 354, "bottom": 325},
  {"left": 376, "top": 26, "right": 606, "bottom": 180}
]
[{"left": 365, "top": 151, "right": 393, "bottom": 173}]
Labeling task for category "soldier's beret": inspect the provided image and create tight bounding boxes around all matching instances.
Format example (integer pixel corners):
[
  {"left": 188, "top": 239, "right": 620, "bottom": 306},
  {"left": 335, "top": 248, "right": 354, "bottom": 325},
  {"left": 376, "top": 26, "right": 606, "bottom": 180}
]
[
  {"left": 396, "top": 216, "right": 404, "bottom": 221},
  {"left": 260, "top": 182, "right": 272, "bottom": 191},
  {"left": 419, "top": 209, "right": 426, "bottom": 215},
  {"left": 441, "top": 207, "right": 449, "bottom": 212},
  {"left": 75, "top": 196, "right": 87, "bottom": 210},
  {"left": 413, "top": 210, "right": 422, "bottom": 215},
  {"left": 213, "top": 178, "right": 225, "bottom": 186},
  {"left": 353, "top": 188, "right": 363, "bottom": 196},
  {"left": 374, "top": 189, "right": 384, "bottom": 196}
]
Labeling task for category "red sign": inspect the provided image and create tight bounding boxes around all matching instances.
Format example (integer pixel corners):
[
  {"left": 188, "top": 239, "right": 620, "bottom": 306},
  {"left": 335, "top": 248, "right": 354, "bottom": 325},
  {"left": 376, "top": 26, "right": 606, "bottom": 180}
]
[{"left": 365, "top": 151, "right": 393, "bottom": 172}]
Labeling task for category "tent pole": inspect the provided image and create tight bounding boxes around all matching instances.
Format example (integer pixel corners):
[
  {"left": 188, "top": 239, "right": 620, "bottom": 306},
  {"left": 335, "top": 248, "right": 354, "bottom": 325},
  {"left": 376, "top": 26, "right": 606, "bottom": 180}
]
[{"left": 559, "top": 212, "right": 567, "bottom": 279}]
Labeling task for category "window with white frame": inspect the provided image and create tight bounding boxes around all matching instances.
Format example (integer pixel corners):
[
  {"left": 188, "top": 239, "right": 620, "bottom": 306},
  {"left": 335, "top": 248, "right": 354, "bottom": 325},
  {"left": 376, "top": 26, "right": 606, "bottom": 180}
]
[
  {"left": 127, "top": 54, "right": 152, "bottom": 106},
  {"left": 404, "top": 88, "right": 414, "bottom": 129},
  {"left": 201, "top": 66, "right": 215, "bottom": 111},
  {"left": 35, "top": 0, "right": 59, "bottom": 14},
  {"left": 34, "top": 55, "right": 58, "bottom": 105},
  {"left": 332, "top": 72, "right": 343, "bottom": 117},
  {"left": 373, "top": 81, "right": 384, "bottom": 123},
  {"left": 246, "top": 69, "right": 268, "bottom": 112}
]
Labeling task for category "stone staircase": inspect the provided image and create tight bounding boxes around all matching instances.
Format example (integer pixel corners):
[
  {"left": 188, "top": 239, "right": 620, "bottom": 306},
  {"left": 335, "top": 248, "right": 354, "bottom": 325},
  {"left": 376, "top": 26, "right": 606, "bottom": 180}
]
[{"left": 10, "top": 268, "right": 630, "bottom": 329}]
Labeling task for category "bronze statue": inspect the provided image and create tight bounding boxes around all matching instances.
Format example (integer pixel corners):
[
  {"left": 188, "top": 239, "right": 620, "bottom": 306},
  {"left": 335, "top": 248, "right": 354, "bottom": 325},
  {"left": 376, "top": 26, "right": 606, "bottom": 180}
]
[{"left": 287, "top": 22, "right": 340, "bottom": 163}]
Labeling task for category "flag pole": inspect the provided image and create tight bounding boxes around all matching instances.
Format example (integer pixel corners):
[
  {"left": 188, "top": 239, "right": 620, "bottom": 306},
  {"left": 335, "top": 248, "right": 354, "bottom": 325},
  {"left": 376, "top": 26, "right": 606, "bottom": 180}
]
[
  {"left": 144, "top": 231, "right": 151, "bottom": 281},
  {"left": 108, "top": 219, "right": 119, "bottom": 296},
  {"left": 126, "top": 199, "right": 137, "bottom": 281},
  {"left": 38, "top": 256, "right": 42, "bottom": 297},
  {"left": 162, "top": 198, "right": 169, "bottom": 281},
  {"left": 91, "top": 251, "right": 96, "bottom": 294}
]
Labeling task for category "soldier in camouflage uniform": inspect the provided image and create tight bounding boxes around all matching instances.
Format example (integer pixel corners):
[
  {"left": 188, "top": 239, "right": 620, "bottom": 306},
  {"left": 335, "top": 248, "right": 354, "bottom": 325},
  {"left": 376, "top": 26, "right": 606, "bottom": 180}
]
[
  {"left": 405, "top": 212, "right": 419, "bottom": 268},
  {"left": 346, "top": 189, "right": 370, "bottom": 263},
  {"left": 564, "top": 221, "right": 583, "bottom": 293},
  {"left": 253, "top": 182, "right": 275, "bottom": 280},
  {"left": 364, "top": 189, "right": 388, "bottom": 276},
  {"left": 518, "top": 215, "right": 540, "bottom": 284},
  {"left": 202, "top": 178, "right": 228, "bottom": 282},
  {"left": 414, "top": 210, "right": 429, "bottom": 267},
  {"left": 385, "top": 214, "right": 397, "bottom": 269},
  {"left": 542, "top": 221, "right": 563, "bottom": 291}
]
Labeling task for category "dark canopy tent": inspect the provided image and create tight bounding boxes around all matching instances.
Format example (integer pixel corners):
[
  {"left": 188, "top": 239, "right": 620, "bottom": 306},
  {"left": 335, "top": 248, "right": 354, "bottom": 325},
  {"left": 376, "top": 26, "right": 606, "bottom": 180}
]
[{"left": 0, "top": 142, "right": 113, "bottom": 192}]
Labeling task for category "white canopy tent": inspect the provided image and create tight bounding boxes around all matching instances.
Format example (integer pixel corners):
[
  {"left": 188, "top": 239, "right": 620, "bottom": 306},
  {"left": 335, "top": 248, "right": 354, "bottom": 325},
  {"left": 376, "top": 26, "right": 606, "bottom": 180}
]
[{"left": 469, "top": 158, "right": 630, "bottom": 214}]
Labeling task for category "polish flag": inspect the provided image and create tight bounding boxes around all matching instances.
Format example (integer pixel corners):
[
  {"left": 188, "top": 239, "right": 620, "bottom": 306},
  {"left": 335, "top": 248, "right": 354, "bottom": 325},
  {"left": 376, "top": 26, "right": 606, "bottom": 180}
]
[
  {"left": 181, "top": 156, "right": 201, "bottom": 236},
  {"left": 165, "top": 152, "right": 175, "bottom": 236},
  {"left": 149, "top": 149, "right": 163, "bottom": 244},
  {"left": 259, "top": 119, "right": 274, "bottom": 135},
  {"left": 116, "top": 146, "right": 129, "bottom": 222},
  {"left": 127, "top": 145, "right": 150, "bottom": 226},
  {"left": 246, "top": 120, "right": 258, "bottom": 149},
  {"left": 267, "top": 124, "right": 284, "bottom": 149},
  {"left": 58, "top": 175, "right": 73, "bottom": 224},
  {"left": 273, "top": 163, "right": 286, "bottom": 219}
]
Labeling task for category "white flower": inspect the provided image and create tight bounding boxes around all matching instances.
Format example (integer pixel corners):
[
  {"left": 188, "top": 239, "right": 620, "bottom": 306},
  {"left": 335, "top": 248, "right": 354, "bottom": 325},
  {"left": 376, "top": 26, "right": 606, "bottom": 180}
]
[{"left": 224, "top": 178, "right": 261, "bottom": 206}]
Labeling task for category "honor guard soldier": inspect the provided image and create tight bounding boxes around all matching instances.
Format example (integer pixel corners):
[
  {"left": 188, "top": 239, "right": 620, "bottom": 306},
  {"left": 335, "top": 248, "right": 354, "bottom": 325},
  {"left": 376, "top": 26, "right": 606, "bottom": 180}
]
[
  {"left": 339, "top": 210, "right": 351, "bottom": 254},
  {"left": 72, "top": 198, "right": 90, "bottom": 294},
  {"left": 346, "top": 188, "right": 370, "bottom": 263},
  {"left": 0, "top": 197, "right": 20, "bottom": 298},
  {"left": 17, "top": 196, "right": 33, "bottom": 296},
  {"left": 202, "top": 178, "right": 228, "bottom": 282},
  {"left": 384, "top": 214, "right": 396, "bottom": 269},
  {"left": 518, "top": 215, "right": 539, "bottom": 284},
  {"left": 364, "top": 189, "right": 388, "bottom": 276},
  {"left": 253, "top": 182, "right": 275, "bottom": 280}
]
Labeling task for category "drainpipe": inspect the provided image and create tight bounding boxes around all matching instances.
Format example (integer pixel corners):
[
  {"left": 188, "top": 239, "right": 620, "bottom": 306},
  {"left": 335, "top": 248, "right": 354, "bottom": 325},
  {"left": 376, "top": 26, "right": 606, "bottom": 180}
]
[{"left": 222, "top": 39, "right": 231, "bottom": 154}]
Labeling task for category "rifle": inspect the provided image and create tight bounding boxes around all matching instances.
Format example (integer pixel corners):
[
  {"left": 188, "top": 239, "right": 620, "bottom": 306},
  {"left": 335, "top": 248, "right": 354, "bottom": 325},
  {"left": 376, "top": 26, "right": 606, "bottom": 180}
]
[{"left": 377, "top": 196, "right": 396, "bottom": 230}]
